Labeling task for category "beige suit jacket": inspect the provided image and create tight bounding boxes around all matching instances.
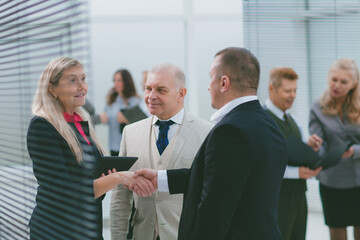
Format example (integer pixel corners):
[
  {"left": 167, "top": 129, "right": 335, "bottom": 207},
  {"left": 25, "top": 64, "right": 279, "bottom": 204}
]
[{"left": 110, "top": 112, "right": 212, "bottom": 240}]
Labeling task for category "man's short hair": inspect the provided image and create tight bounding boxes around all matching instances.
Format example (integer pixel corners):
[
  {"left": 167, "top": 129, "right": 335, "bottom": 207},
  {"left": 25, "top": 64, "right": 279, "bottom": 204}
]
[
  {"left": 214, "top": 47, "right": 260, "bottom": 92},
  {"left": 149, "top": 63, "right": 186, "bottom": 89},
  {"left": 269, "top": 67, "right": 298, "bottom": 89}
]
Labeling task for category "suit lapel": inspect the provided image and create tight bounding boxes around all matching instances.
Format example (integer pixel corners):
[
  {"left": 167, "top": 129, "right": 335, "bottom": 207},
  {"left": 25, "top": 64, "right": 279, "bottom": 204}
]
[
  {"left": 133, "top": 116, "right": 156, "bottom": 169},
  {"left": 165, "top": 112, "right": 194, "bottom": 169}
]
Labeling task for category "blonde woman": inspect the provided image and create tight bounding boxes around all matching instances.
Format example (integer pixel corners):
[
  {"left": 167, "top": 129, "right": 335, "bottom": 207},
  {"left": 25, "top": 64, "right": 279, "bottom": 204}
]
[
  {"left": 309, "top": 58, "right": 360, "bottom": 240},
  {"left": 27, "top": 57, "right": 153, "bottom": 240}
]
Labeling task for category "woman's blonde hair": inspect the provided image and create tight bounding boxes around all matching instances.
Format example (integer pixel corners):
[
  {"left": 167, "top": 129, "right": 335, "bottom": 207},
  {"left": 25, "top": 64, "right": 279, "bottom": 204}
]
[
  {"left": 32, "top": 57, "right": 105, "bottom": 162},
  {"left": 319, "top": 58, "right": 360, "bottom": 124}
]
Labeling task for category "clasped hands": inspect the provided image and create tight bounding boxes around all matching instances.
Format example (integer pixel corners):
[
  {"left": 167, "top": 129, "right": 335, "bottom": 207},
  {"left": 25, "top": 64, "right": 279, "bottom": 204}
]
[{"left": 106, "top": 169, "right": 158, "bottom": 197}]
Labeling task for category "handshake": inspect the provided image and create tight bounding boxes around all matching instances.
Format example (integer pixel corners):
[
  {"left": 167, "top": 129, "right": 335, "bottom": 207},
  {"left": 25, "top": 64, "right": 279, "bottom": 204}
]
[{"left": 120, "top": 169, "right": 159, "bottom": 197}]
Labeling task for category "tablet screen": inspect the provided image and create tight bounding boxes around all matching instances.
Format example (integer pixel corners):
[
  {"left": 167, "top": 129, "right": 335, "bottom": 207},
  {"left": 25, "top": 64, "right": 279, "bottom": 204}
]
[{"left": 96, "top": 156, "right": 138, "bottom": 176}]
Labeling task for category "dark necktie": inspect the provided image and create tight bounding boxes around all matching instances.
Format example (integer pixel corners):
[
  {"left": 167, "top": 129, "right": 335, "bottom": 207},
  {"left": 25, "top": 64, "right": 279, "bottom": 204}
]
[
  {"left": 283, "top": 113, "right": 288, "bottom": 121},
  {"left": 156, "top": 120, "right": 175, "bottom": 155}
]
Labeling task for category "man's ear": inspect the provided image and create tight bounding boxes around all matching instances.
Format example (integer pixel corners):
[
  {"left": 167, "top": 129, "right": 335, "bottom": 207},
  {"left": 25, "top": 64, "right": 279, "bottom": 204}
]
[
  {"left": 48, "top": 84, "right": 57, "bottom": 99},
  {"left": 178, "top": 87, "right": 187, "bottom": 101},
  {"left": 219, "top": 75, "right": 230, "bottom": 92},
  {"left": 268, "top": 84, "right": 276, "bottom": 95},
  {"left": 268, "top": 84, "right": 273, "bottom": 92}
]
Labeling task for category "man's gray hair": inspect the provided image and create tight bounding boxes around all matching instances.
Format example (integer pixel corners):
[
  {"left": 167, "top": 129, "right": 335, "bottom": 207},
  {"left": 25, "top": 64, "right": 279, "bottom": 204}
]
[{"left": 149, "top": 63, "right": 186, "bottom": 89}]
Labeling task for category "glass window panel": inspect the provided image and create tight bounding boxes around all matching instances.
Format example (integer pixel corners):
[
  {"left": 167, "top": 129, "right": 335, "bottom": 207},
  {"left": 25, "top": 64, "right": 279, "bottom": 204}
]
[
  {"left": 309, "top": 14, "right": 360, "bottom": 102},
  {"left": 90, "top": 0, "right": 183, "bottom": 16},
  {"left": 194, "top": 0, "right": 243, "bottom": 14}
]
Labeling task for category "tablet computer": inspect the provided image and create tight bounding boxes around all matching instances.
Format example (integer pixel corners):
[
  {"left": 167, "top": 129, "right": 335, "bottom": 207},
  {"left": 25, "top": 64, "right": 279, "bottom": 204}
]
[
  {"left": 96, "top": 156, "right": 138, "bottom": 176},
  {"left": 120, "top": 106, "right": 147, "bottom": 123}
]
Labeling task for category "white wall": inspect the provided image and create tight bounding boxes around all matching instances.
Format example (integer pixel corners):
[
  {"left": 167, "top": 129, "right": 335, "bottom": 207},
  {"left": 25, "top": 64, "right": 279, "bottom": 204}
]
[{"left": 88, "top": 0, "right": 244, "bottom": 151}]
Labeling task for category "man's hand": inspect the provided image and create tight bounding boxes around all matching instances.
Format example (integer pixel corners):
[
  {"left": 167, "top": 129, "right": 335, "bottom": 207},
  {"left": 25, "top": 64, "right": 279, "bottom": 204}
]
[
  {"left": 307, "top": 134, "right": 322, "bottom": 152},
  {"left": 121, "top": 171, "right": 155, "bottom": 196},
  {"left": 299, "top": 166, "right": 322, "bottom": 179},
  {"left": 131, "top": 169, "right": 158, "bottom": 196}
]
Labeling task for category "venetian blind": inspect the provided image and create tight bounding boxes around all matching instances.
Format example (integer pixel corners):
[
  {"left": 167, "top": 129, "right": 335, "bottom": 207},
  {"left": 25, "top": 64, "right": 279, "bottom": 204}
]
[{"left": 0, "top": 1, "right": 91, "bottom": 238}]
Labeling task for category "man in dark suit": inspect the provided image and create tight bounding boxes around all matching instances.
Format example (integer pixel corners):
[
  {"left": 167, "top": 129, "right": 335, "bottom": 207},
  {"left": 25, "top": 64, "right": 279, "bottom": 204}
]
[{"left": 133, "top": 47, "right": 287, "bottom": 240}]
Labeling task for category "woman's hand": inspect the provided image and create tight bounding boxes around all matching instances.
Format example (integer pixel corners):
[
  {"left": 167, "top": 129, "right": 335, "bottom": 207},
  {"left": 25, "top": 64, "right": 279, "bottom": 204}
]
[
  {"left": 342, "top": 146, "right": 354, "bottom": 158},
  {"left": 99, "top": 112, "right": 108, "bottom": 123},
  {"left": 117, "top": 112, "right": 129, "bottom": 124},
  {"left": 120, "top": 171, "right": 156, "bottom": 196},
  {"left": 100, "top": 168, "right": 116, "bottom": 178}
]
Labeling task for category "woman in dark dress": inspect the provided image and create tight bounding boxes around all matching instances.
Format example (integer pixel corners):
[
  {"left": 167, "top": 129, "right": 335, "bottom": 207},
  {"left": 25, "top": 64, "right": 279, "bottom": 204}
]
[
  {"left": 27, "top": 57, "right": 153, "bottom": 239},
  {"left": 309, "top": 58, "right": 360, "bottom": 240}
]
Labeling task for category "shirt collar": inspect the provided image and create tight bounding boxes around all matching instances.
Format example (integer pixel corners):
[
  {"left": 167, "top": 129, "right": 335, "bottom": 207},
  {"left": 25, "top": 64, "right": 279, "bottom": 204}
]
[
  {"left": 210, "top": 95, "right": 258, "bottom": 124},
  {"left": 63, "top": 112, "right": 82, "bottom": 122},
  {"left": 265, "top": 98, "right": 288, "bottom": 121},
  {"left": 152, "top": 108, "right": 184, "bottom": 125}
]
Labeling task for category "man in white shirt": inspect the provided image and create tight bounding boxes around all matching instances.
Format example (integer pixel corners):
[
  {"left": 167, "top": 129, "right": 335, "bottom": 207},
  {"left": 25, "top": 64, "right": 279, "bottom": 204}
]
[
  {"left": 109, "top": 63, "right": 212, "bottom": 240},
  {"left": 264, "top": 67, "right": 322, "bottom": 240}
]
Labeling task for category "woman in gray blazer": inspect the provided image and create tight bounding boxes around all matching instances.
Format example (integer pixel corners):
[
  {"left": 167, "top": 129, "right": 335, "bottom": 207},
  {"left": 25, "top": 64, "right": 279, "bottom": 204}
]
[{"left": 309, "top": 58, "right": 360, "bottom": 240}]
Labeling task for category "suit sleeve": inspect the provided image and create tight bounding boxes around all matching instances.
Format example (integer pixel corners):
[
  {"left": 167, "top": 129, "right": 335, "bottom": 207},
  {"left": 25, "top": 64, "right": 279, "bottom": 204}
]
[
  {"left": 110, "top": 126, "right": 133, "bottom": 240},
  {"left": 193, "top": 124, "right": 256, "bottom": 240},
  {"left": 309, "top": 105, "right": 327, "bottom": 157},
  {"left": 167, "top": 168, "right": 190, "bottom": 194},
  {"left": 27, "top": 118, "right": 95, "bottom": 201}
]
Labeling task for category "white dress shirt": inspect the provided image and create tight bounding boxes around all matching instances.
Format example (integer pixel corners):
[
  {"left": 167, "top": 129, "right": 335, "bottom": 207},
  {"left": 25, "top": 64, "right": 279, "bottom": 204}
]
[
  {"left": 152, "top": 108, "right": 184, "bottom": 142},
  {"left": 158, "top": 96, "right": 259, "bottom": 192},
  {"left": 210, "top": 95, "right": 258, "bottom": 124}
]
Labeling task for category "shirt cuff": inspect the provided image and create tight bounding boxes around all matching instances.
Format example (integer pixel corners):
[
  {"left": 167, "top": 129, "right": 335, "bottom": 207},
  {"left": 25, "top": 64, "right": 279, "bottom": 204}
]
[
  {"left": 283, "top": 166, "right": 299, "bottom": 179},
  {"left": 158, "top": 170, "right": 169, "bottom": 192}
]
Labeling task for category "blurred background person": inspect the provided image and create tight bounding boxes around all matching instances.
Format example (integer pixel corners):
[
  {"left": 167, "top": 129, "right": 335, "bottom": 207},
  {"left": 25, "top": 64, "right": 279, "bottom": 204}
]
[
  {"left": 139, "top": 70, "right": 151, "bottom": 116},
  {"left": 265, "top": 67, "right": 322, "bottom": 240},
  {"left": 27, "top": 57, "right": 151, "bottom": 240},
  {"left": 141, "top": 70, "right": 148, "bottom": 91},
  {"left": 83, "top": 99, "right": 100, "bottom": 124},
  {"left": 102, "top": 69, "right": 142, "bottom": 156},
  {"left": 309, "top": 58, "right": 360, "bottom": 240},
  {"left": 83, "top": 99, "right": 107, "bottom": 125}
]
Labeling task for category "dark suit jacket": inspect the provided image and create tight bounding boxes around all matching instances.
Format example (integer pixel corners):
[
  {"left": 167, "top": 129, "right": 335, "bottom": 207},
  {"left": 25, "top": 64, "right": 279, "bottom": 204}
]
[
  {"left": 167, "top": 100, "right": 287, "bottom": 240},
  {"left": 27, "top": 116, "right": 104, "bottom": 240}
]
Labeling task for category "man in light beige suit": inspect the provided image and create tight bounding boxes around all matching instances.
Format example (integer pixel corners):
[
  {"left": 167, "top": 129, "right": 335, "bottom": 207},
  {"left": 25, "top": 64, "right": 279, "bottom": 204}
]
[{"left": 110, "top": 63, "right": 213, "bottom": 240}]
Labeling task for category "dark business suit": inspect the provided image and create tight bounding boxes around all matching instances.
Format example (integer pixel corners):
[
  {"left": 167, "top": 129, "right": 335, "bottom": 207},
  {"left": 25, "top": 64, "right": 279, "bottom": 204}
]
[
  {"left": 27, "top": 116, "right": 104, "bottom": 240},
  {"left": 167, "top": 100, "right": 287, "bottom": 240}
]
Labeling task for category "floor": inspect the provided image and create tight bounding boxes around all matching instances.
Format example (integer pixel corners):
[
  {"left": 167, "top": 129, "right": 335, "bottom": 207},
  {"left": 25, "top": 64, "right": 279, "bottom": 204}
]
[
  {"left": 307, "top": 211, "right": 355, "bottom": 240},
  {"left": 102, "top": 191, "right": 356, "bottom": 240},
  {"left": 0, "top": 166, "right": 355, "bottom": 240}
]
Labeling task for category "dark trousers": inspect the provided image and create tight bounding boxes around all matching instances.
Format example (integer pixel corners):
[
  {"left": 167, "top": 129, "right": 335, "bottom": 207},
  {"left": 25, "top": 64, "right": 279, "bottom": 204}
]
[{"left": 278, "top": 192, "right": 307, "bottom": 240}]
